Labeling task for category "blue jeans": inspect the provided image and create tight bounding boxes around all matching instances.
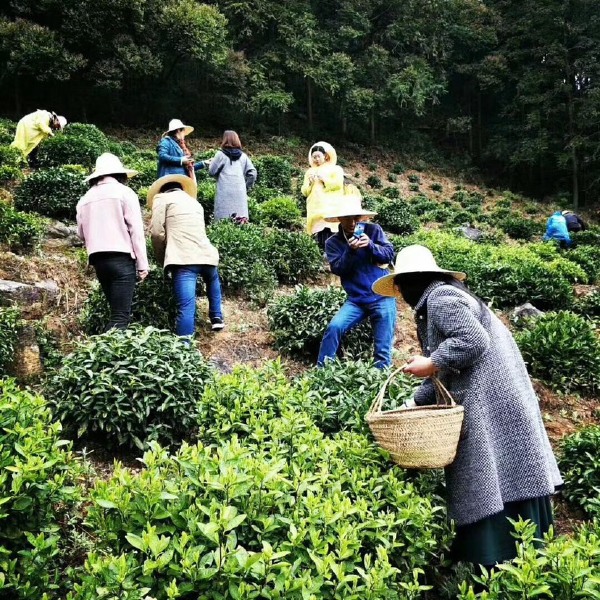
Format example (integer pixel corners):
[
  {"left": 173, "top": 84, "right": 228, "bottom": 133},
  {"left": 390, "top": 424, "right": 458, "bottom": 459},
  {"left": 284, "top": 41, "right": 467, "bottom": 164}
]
[
  {"left": 172, "top": 265, "right": 223, "bottom": 337},
  {"left": 318, "top": 297, "right": 397, "bottom": 369}
]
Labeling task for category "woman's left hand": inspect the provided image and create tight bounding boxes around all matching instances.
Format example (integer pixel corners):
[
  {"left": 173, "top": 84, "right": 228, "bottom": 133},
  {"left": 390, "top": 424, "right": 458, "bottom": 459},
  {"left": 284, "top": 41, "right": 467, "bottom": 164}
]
[{"left": 403, "top": 356, "right": 438, "bottom": 378}]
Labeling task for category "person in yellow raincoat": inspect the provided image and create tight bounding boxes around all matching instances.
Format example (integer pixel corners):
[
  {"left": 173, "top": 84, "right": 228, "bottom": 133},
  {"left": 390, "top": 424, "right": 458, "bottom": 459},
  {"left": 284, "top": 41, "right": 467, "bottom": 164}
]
[
  {"left": 301, "top": 141, "right": 345, "bottom": 247},
  {"left": 11, "top": 110, "right": 67, "bottom": 165}
]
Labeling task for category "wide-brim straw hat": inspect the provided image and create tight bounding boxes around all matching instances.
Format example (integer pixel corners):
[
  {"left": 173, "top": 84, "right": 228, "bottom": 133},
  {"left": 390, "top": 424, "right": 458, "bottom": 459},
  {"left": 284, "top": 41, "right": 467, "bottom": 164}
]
[
  {"left": 147, "top": 174, "right": 197, "bottom": 210},
  {"left": 308, "top": 141, "right": 337, "bottom": 167},
  {"left": 372, "top": 244, "right": 466, "bottom": 298},
  {"left": 163, "top": 118, "right": 194, "bottom": 137},
  {"left": 324, "top": 196, "right": 377, "bottom": 222},
  {"left": 85, "top": 152, "right": 138, "bottom": 182}
]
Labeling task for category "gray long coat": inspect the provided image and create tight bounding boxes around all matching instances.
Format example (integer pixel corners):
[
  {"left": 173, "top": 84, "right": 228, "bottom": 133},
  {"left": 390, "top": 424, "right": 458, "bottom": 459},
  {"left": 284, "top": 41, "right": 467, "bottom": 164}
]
[
  {"left": 413, "top": 281, "right": 562, "bottom": 527},
  {"left": 209, "top": 150, "right": 257, "bottom": 221}
]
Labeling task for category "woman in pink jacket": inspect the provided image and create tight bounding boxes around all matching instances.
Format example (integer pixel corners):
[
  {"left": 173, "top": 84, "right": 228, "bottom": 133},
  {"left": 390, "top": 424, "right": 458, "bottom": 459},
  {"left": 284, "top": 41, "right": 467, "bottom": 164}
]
[{"left": 76, "top": 153, "right": 149, "bottom": 331}]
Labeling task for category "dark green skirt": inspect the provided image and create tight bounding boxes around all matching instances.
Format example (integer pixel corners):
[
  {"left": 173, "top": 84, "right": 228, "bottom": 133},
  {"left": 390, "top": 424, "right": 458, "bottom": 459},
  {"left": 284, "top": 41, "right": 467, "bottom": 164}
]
[{"left": 451, "top": 495, "right": 554, "bottom": 566}]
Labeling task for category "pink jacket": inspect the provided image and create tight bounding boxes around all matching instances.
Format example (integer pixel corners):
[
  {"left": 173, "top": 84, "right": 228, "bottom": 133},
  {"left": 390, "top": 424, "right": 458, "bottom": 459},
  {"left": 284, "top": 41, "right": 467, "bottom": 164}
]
[{"left": 76, "top": 177, "right": 149, "bottom": 271}]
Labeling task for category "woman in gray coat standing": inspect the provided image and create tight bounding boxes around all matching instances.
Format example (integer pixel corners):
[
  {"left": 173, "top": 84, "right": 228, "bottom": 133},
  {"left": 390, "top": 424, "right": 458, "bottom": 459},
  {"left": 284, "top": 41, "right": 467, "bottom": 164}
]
[
  {"left": 209, "top": 130, "right": 257, "bottom": 221},
  {"left": 372, "top": 245, "right": 562, "bottom": 569}
]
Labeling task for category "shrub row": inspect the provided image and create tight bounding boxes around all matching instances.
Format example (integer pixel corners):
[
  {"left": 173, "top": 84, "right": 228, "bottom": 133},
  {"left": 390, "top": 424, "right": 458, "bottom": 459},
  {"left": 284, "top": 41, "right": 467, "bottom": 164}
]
[
  {"left": 392, "top": 231, "right": 575, "bottom": 309},
  {"left": 73, "top": 362, "right": 449, "bottom": 599},
  {"left": 208, "top": 221, "right": 323, "bottom": 304},
  {"left": 516, "top": 311, "right": 600, "bottom": 395}
]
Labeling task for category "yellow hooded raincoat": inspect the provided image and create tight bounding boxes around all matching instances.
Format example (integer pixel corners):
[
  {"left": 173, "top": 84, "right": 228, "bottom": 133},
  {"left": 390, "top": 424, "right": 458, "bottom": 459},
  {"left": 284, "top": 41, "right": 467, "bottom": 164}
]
[
  {"left": 301, "top": 142, "right": 345, "bottom": 235},
  {"left": 11, "top": 110, "right": 54, "bottom": 156}
]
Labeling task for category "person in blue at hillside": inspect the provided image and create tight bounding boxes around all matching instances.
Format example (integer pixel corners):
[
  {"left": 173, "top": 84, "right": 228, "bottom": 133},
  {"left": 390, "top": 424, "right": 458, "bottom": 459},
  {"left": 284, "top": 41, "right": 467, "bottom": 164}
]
[
  {"left": 157, "top": 119, "right": 209, "bottom": 181},
  {"left": 543, "top": 210, "right": 572, "bottom": 248},
  {"left": 318, "top": 198, "right": 397, "bottom": 369}
]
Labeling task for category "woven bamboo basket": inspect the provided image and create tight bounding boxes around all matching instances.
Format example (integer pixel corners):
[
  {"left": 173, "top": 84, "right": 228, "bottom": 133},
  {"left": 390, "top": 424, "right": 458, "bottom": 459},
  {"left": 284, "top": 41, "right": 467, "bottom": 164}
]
[{"left": 366, "top": 368, "right": 464, "bottom": 469}]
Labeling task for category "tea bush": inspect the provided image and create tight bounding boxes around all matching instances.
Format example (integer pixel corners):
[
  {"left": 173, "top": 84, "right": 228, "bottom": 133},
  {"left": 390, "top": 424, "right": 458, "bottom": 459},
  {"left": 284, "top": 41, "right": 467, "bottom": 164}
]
[
  {"left": 387, "top": 172, "right": 398, "bottom": 183},
  {"left": 573, "top": 290, "right": 600, "bottom": 318},
  {"left": 78, "top": 363, "right": 450, "bottom": 600},
  {"left": 268, "top": 286, "right": 373, "bottom": 360},
  {"left": 0, "top": 307, "right": 21, "bottom": 374},
  {"left": 409, "top": 183, "right": 420, "bottom": 192},
  {"left": 64, "top": 122, "right": 110, "bottom": 147},
  {"left": 47, "top": 326, "right": 214, "bottom": 448},
  {"left": 566, "top": 245, "right": 600, "bottom": 283},
  {"left": 366, "top": 174, "right": 382, "bottom": 188},
  {"left": 0, "top": 144, "right": 26, "bottom": 168},
  {"left": 572, "top": 226, "right": 600, "bottom": 246},
  {"left": 547, "top": 257, "right": 588, "bottom": 284},
  {"left": 80, "top": 270, "right": 177, "bottom": 334},
  {"left": 408, "top": 174, "right": 421, "bottom": 184},
  {"left": 0, "top": 379, "right": 81, "bottom": 599},
  {"left": 516, "top": 311, "right": 600, "bottom": 395},
  {"left": 498, "top": 215, "right": 538, "bottom": 241},
  {"left": 208, "top": 221, "right": 321, "bottom": 301},
  {"left": 126, "top": 155, "right": 156, "bottom": 194},
  {"left": 253, "top": 195, "right": 302, "bottom": 229},
  {"left": 381, "top": 186, "right": 400, "bottom": 199},
  {"left": 368, "top": 161, "right": 378, "bottom": 171},
  {"left": 298, "top": 359, "right": 418, "bottom": 435},
  {"left": 457, "top": 520, "right": 600, "bottom": 599},
  {"left": 37, "top": 133, "right": 107, "bottom": 168},
  {"left": 0, "top": 118, "right": 15, "bottom": 144},
  {"left": 253, "top": 154, "right": 292, "bottom": 192},
  {"left": 391, "top": 162, "right": 405, "bottom": 174},
  {"left": 263, "top": 229, "right": 323, "bottom": 283},
  {"left": 197, "top": 179, "right": 216, "bottom": 221},
  {"left": 0, "top": 201, "right": 45, "bottom": 252},
  {"left": 250, "top": 185, "right": 280, "bottom": 203},
  {"left": 430, "top": 182, "right": 443, "bottom": 192},
  {"left": 392, "top": 231, "right": 574, "bottom": 309},
  {"left": 14, "top": 166, "right": 87, "bottom": 220},
  {"left": 208, "top": 221, "right": 277, "bottom": 304},
  {"left": 559, "top": 425, "right": 600, "bottom": 518},
  {"left": 376, "top": 200, "right": 419, "bottom": 235},
  {"left": 0, "top": 165, "right": 23, "bottom": 183}
]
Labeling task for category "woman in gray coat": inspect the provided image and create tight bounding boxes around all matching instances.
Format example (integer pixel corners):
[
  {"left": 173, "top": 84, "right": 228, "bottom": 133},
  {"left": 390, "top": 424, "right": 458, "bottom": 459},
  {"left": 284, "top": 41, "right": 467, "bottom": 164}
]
[
  {"left": 372, "top": 245, "right": 562, "bottom": 569},
  {"left": 209, "top": 130, "right": 257, "bottom": 221}
]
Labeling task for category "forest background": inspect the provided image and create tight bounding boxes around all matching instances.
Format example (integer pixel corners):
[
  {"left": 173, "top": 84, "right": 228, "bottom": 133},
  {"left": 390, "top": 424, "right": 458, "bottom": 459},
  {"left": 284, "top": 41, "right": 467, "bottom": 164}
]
[{"left": 1, "top": 0, "right": 599, "bottom": 208}]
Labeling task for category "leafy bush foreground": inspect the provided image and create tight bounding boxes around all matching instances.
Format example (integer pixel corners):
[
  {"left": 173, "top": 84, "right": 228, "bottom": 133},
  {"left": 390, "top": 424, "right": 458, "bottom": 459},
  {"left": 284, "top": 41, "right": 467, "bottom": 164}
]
[{"left": 47, "top": 326, "right": 214, "bottom": 448}]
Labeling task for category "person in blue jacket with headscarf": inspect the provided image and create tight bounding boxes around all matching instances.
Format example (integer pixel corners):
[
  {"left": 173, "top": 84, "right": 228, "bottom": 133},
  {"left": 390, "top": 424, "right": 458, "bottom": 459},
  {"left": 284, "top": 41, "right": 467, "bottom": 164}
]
[
  {"left": 157, "top": 119, "right": 209, "bottom": 180},
  {"left": 543, "top": 211, "right": 572, "bottom": 248}
]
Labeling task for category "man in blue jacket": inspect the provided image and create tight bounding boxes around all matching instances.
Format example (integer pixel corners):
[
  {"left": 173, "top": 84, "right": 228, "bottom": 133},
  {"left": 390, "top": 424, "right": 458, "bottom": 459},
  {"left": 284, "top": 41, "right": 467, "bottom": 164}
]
[{"left": 318, "top": 200, "right": 397, "bottom": 368}]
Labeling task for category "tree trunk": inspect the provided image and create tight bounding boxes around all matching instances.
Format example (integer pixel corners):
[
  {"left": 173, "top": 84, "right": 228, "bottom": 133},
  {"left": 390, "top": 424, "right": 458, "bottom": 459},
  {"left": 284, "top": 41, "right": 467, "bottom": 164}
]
[
  {"left": 307, "top": 77, "right": 313, "bottom": 133},
  {"left": 15, "top": 78, "right": 21, "bottom": 115},
  {"left": 370, "top": 108, "right": 375, "bottom": 143}
]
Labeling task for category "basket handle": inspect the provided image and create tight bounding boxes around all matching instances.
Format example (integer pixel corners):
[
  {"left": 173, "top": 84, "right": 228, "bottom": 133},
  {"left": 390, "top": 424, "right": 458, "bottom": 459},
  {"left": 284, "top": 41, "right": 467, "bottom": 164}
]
[{"left": 368, "top": 369, "right": 456, "bottom": 415}]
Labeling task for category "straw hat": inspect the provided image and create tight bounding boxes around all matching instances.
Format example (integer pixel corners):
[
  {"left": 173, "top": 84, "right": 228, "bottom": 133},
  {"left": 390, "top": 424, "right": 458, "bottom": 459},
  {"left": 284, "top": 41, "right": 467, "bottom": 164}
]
[
  {"left": 372, "top": 245, "right": 466, "bottom": 298},
  {"left": 308, "top": 141, "right": 337, "bottom": 167},
  {"left": 85, "top": 153, "right": 138, "bottom": 182},
  {"left": 147, "top": 174, "right": 197, "bottom": 209},
  {"left": 163, "top": 118, "right": 194, "bottom": 137},
  {"left": 324, "top": 197, "right": 377, "bottom": 222}
]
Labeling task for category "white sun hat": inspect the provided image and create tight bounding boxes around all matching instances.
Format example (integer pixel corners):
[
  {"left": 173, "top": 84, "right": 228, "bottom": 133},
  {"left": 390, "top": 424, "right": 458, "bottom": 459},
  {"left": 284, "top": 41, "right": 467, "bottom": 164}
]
[
  {"left": 57, "top": 116, "right": 67, "bottom": 129},
  {"left": 146, "top": 174, "right": 198, "bottom": 210},
  {"left": 85, "top": 153, "right": 138, "bottom": 182},
  {"left": 163, "top": 118, "right": 194, "bottom": 137},
  {"left": 324, "top": 196, "right": 377, "bottom": 222},
  {"left": 372, "top": 244, "right": 466, "bottom": 298}
]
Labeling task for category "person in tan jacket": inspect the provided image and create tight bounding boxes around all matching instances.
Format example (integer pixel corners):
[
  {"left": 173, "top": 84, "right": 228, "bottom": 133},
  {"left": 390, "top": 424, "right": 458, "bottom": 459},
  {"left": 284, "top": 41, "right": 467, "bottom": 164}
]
[{"left": 148, "top": 174, "right": 224, "bottom": 336}]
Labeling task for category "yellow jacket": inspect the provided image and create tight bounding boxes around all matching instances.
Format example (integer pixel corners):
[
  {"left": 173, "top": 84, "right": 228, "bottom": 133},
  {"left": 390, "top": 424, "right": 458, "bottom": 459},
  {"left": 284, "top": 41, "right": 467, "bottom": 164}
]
[
  {"left": 301, "top": 142, "right": 345, "bottom": 234},
  {"left": 11, "top": 110, "right": 54, "bottom": 156}
]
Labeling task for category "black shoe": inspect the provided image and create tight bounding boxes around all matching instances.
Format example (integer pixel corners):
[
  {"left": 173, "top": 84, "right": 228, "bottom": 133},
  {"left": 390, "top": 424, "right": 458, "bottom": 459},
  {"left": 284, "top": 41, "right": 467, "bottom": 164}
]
[{"left": 211, "top": 317, "right": 224, "bottom": 331}]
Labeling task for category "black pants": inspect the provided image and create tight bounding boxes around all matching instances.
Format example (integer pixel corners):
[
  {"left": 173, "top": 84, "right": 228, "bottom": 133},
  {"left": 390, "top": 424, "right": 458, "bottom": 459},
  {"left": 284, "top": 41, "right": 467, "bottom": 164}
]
[{"left": 90, "top": 252, "right": 136, "bottom": 331}]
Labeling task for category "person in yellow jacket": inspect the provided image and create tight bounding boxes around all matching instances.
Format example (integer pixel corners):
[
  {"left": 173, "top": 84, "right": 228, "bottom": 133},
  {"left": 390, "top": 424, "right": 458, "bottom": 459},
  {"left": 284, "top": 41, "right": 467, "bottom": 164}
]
[
  {"left": 301, "top": 141, "right": 345, "bottom": 247},
  {"left": 11, "top": 110, "right": 67, "bottom": 165}
]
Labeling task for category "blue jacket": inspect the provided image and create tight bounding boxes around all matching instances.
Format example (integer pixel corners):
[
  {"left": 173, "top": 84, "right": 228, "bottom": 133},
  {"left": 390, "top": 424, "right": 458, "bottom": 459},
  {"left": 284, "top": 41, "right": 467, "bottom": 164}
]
[
  {"left": 543, "top": 211, "right": 571, "bottom": 244},
  {"left": 156, "top": 136, "right": 206, "bottom": 178},
  {"left": 325, "top": 222, "right": 395, "bottom": 304}
]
